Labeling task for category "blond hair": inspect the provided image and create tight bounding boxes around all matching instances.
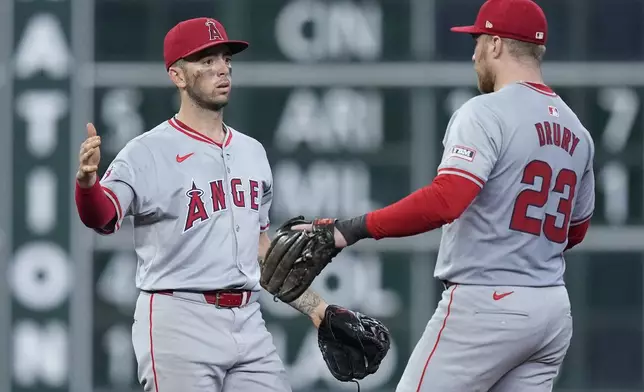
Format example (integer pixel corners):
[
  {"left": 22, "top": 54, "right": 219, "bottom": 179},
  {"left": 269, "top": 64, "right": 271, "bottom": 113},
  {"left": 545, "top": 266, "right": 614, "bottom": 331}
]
[{"left": 502, "top": 38, "right": 546, "bottom": 64}]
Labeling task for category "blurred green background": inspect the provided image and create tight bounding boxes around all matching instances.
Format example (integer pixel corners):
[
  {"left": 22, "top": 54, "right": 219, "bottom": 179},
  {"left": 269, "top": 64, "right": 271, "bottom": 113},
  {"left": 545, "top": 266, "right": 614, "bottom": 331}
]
[{"left": 1, "top": 0, "right": 643, "bottom": 391}]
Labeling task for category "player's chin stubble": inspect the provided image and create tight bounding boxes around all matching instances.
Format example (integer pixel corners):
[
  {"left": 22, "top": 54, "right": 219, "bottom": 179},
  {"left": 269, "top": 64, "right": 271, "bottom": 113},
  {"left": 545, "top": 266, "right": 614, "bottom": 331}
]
[
  {"left": 474, "top": 51, "right": 495, "bottom": 94},
  {"left": 186, "top": 85, "right": 228, "bottom": 112},
  {"left": 185, "top": 74, "right": 229, "bottom": 112},
  {"left": 477, "top": 67, "right": 495, "bottom": 94}
]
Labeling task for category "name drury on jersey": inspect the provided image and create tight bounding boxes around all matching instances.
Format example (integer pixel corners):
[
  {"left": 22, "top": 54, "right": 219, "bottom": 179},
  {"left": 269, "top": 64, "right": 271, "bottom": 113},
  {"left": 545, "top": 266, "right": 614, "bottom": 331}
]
[{"left": 534, "top": 121, "right": 581, "bottom": 157}]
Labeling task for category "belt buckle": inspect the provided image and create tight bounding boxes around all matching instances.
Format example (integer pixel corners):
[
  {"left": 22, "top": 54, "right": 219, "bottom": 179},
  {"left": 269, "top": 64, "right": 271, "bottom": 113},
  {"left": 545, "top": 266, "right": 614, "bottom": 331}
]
[
  {"left": 214, "top": 292, "right": 222, "bottom": 308},
  {"left": 239, "top": 291, "right": 249, "bottom": 308}
]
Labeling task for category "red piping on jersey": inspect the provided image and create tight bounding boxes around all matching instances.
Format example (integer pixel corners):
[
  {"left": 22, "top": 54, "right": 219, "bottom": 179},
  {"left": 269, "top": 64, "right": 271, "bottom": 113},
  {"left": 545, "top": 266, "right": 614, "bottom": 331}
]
[
  {"left": 260, "top": 223, "right": 270, "bottom": 231},
  {"left": 437, "top": 168, "right": 485, "bottom": 188},
  {"left": 570, "top": 212, "right": 592, "bottom": 226},
  {"left": 416, "top": 285, "right": 457, "bottom": 392},
  {"left": 519, "top": 82, "right": 557, "bottom": 97},
  {"left": 366, "top": 173, "right": 481, "bottom": 239},
  {"left": 168, "top": 117, "right": 233, "bottom": 148},
  {"left": 102, "top": 187, "right": 123, "bottom": 231},
  {"left": 149, "top": 294, "right": 160, "bottom": 392}
]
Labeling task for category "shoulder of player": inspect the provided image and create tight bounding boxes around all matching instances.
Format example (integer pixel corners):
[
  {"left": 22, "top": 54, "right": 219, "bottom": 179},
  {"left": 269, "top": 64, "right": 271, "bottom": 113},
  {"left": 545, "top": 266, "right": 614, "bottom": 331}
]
[
  {"left": 227, "top": 125, "right": 268, "bottom": 154},
  {"left": 574, "top": 122, "right": 595, "bottom": 147},
  {"left": 559, "top": 101, "right": 596, "bottom": 145},
  {"left": 548, "top": 99, "right": 596, "bottom": 160},
  {"left": 576, "top": 124, "right": 596, "bottom": 162},
  {"left": 127, "top": 119, "right": 184, "bottom": 148},
  {"left": 115, "top": 121, "right": 169, "bottom": 159},
  {"left": 456, "top": 94, "right": 504, "bottom": 124}
]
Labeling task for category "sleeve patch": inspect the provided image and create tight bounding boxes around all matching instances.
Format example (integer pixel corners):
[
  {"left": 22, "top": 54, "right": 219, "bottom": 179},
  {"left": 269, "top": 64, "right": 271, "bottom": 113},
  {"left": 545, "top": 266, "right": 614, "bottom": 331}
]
[
  {"left": 448, "top": 145, "right": 476, "bottom": 162},
  {"left": 102, "top": 166, "right": 113, "bottom": 181}
]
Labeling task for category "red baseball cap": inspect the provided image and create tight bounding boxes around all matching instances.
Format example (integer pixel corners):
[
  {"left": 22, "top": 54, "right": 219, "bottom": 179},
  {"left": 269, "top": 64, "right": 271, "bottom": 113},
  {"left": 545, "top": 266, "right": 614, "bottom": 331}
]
[
  {"left": 450, "top": 0, "right": 548, "bottom": 45},
  {"left": 163, "top": 17, "right": 249, "bottom": 70}
]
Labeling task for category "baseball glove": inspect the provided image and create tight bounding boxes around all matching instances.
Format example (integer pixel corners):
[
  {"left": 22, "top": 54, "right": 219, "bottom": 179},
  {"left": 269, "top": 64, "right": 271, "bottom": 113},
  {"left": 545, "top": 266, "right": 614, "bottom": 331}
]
[
  {"left": 260, "top": 216, "right": 341, "bottom": 303},
  {"left": 318, "top": 305, "right": 391, "bottom": 382}
]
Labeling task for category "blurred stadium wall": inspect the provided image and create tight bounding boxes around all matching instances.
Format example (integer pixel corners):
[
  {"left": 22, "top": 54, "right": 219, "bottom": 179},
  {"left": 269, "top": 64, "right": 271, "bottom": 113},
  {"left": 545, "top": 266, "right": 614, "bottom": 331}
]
[{"left": 0, "top": 0, "right": 643, "bottom": 391}]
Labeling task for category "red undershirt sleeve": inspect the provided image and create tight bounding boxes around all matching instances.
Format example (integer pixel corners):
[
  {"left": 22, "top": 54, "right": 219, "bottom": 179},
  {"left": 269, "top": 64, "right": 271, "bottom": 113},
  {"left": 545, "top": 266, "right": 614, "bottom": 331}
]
[
  {"left": 565, "top": 220, "right": 590, "bottom": 250},
  {"left": 365, "top": 174, "right": 481, "bottom": 239},
  {"left": 75, "top": 179, "right": 117, "bottom": 229}
]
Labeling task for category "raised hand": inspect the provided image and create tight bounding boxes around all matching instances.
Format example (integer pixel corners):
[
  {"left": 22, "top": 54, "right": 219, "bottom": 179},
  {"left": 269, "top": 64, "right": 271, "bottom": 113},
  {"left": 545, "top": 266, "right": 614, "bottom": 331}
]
[{"left": 76, "top": 123, "right": 102, "bottom": 188}]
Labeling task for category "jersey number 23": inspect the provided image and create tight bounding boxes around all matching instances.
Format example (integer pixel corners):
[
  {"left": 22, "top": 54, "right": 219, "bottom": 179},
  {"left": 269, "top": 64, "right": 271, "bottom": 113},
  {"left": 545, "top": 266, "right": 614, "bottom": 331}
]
[{"left": 510, "top": 160, "right": 577, "bottom": 244}]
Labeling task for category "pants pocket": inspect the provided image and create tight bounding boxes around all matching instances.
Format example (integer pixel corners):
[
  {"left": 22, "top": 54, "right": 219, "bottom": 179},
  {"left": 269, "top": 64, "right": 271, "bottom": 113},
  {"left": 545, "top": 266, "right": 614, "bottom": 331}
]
[
  {"left": 475, "top": 310, "right": 529, "bottom": 317},
  {"left": 473, "top": 310, "right": 531, "bottom": 328}
]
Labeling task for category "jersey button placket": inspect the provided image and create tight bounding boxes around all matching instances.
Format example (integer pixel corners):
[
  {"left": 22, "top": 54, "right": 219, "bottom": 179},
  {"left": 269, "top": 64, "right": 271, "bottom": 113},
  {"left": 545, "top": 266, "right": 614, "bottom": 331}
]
[{"left": 220, "top": 147, "right": 242, "bottom": 273}]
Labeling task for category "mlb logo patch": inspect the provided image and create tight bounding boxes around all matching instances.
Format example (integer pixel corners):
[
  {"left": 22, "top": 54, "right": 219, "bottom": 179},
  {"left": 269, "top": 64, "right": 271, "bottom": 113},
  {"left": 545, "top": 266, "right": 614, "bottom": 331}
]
[
  {"left": 548, "top": 106, "right": 559, "bottom": 117},
  {"left": 448, "top": 145, "right": 476, "bottom": 162}
]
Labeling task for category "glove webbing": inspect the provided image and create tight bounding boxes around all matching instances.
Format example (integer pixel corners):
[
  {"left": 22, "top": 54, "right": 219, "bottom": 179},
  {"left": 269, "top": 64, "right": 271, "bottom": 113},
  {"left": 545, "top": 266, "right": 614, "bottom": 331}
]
[
  {"left": 327, "top": 317, "right": 368, "bottom": 392},
  {"left": 282, "top": 298, "right": 364, "bottom": 392}
]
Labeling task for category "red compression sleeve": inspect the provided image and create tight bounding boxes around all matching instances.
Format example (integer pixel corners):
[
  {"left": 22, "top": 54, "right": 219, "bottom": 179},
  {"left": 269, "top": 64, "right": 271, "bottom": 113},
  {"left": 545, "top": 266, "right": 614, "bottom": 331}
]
[
  {"left": 365, "top": 174, "right": 481, "bottom": 239},
  {"left": 565, "top": 220, "right": 590, "bottom": 250},
  {"left": 75, "top": 179, "right": 117, "bottom": 229}
]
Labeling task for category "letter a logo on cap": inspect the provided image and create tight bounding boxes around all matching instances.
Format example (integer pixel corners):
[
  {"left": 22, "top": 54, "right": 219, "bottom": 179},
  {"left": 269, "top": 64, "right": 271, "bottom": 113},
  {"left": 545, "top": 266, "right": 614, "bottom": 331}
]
[{"left": 205, "top": 20, "right": 223, "bottom": 41}]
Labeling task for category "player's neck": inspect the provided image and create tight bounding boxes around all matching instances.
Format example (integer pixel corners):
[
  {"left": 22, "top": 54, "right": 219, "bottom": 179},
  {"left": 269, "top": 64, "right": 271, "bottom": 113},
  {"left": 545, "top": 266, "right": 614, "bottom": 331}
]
[
  {"left": 176, "top": 105, "right": 226, "bottom": 143},
  {"left": 494, "top": 67, "right": 544, "bottom": 92}
]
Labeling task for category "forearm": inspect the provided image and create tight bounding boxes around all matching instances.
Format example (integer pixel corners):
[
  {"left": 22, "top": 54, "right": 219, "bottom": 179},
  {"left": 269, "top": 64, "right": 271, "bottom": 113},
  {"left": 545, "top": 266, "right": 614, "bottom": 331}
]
[
  {"left": 287, "top": 288, "right": 328, "bottom": 328},
  {"left": 565, "top": 220, "right": 590, "bottom": 250},
  {"left": 336, "top": 174, "right": 481, "bottom": 244},
  {"left": 75, "top": 179, "right": 117, "bottom": 228}
]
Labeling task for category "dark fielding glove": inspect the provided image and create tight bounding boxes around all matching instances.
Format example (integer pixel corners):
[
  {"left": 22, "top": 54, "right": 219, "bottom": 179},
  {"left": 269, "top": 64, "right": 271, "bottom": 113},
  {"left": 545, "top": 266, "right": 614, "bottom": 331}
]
[
  {"left": 318, "top": 305, "right": 391, "bottom": 382},
  {"left": 260, "top": 216, "right": 341, "bottom": 303}
]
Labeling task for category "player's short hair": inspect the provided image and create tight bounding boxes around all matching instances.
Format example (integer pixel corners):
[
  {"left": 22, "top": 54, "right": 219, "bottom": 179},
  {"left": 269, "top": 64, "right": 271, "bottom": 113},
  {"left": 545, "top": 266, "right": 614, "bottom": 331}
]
[
  {"left": 172, "top": 59, "right": 187, "bottom": 70},
  {"left": 502, "top": 38, "right": 546, "bottom": 64}
]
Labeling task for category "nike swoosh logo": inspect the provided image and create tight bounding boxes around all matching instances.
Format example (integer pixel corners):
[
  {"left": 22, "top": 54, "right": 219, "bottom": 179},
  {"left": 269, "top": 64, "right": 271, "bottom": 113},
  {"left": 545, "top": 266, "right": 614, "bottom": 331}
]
[
  {"left": 492, "top": 291, "right": 514, "bottom": 301},
  {"left": 176, "top": 153, "right": 194, "bottom": 163}
]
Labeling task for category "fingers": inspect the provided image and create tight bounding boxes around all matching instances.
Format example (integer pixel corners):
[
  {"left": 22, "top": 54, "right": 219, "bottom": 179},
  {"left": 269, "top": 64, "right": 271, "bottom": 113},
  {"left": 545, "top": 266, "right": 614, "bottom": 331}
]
[
  {"left": 86, "top": 123, "right": 97, "bottom": 138},
  {"left": 79, "top": 165, "right": 99, "bottom": 174},
  {"left": 77, "top": 124, "right": 100, "bottom": 179},
  {"left": 291, "top": 224, "right": 313, "bottom": 231},
  {"left": 81, "top": 136, "right": 101, "bottom": 150},
  {"left": 80, "top": 148, "right": 98, "bottom": 164},
  {"left": 79, "top": 136, "right": 101, "bottom": 157}
]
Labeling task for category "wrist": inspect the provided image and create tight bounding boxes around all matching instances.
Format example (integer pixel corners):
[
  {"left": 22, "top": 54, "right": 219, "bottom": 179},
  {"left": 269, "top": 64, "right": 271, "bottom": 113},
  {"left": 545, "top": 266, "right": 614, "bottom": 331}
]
[
  {"left": 334, "top": 214, "right": 371, "bottom": 246},
  {"left": 76, "top": 172, "right": 97, "bottom": 189},
  {"left": 309, "top": 301, "right": 328, "bottom": 329}
]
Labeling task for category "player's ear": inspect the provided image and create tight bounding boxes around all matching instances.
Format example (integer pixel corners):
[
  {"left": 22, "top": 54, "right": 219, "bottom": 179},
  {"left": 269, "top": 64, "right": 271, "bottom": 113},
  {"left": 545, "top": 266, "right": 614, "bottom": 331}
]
[
  {"left": 168, "top": 64, "right": 188, "bottom": 89},
  {"left": 490, "top": 35, "right": 503, "bottom": 59}
]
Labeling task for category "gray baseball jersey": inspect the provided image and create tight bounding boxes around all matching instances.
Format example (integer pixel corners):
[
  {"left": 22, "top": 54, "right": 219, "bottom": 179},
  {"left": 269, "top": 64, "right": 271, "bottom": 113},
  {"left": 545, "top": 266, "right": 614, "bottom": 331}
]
[
  {"left": 97, "top": 116, "right": 273, "bottom": 292},
  {"left": 434, "top": 82, "right": 595, "bottom": 287}
]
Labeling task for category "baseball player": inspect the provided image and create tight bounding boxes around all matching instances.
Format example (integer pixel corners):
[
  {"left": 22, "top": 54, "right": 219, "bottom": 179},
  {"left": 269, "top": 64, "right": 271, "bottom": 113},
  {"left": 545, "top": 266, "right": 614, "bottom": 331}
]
[
  {"left": 73, "top": 17, "right": 334, "bottom": 392},
  {"left": 289, "top": 0, "right": 595, "bottom": 391}
]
